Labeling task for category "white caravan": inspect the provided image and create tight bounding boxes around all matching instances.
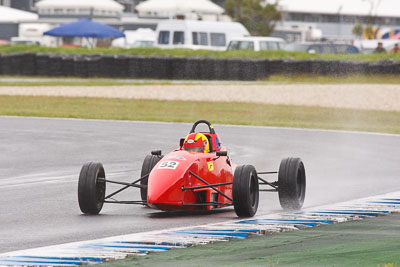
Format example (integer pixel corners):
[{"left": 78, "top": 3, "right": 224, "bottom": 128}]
[{"left": 155, "top": 20, "right": 249, "bottom": 50}]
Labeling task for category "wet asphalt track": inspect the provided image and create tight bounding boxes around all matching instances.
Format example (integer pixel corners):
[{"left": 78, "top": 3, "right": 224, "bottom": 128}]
[{"left": 1, "top": 116, "right": 400, "bottom": 253}]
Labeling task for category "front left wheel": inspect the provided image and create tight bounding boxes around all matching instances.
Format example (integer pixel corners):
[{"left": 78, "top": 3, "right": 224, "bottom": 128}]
[
  {"left": 233, "top": 165, "right": 259, "bottom": 217},
  {"left": 78, "top": 162, "right": 106, "bottom": 215},
  {"left": 140, "top": 155, "right": 163, "bottom": 202}
]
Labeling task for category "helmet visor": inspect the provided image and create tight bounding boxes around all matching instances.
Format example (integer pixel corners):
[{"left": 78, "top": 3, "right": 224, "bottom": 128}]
[{"left": 184, "top": 146, "right": 204, "bottom": 153}]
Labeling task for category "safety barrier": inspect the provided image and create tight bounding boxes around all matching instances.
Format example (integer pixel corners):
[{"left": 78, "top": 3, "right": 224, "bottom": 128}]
[{"left": 1, "top": 53, "right": 400, "bottom": 80}]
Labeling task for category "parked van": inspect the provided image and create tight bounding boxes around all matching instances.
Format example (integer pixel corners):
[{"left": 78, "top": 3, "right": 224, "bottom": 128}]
[
  {"left": 155, "top": 20, "right": 249, "bottom": 50},
  {"left": 227, "top": 36, "right": 285, "bottom": 51},
  {"left": 284, "top": 42, "right": 359, "bottom": 54}
]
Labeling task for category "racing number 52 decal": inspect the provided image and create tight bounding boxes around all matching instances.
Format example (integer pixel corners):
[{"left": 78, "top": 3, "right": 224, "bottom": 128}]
[{"left": 158, "top": 161, "right": 179, "bottom": 170}]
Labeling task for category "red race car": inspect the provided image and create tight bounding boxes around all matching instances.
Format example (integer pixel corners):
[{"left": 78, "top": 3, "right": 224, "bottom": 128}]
[{"left": 78, "top": 120, "right": 306, "bottom": 217}]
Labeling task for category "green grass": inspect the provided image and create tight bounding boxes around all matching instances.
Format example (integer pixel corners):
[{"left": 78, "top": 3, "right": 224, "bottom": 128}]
[
  {"left": 2, "top": 74, "right": 400, "bottom": 86},
  {"left": 0, "top": 77, "right": 173, "bottom": 86},
  {"left": 103, "top": 214, "right": 400, "bottom": 267},
  {"left": 1, "top": 95, "right": 400, "bottom": 134},
  {"left": 268, "top": 74, "right": 400, "bottom": 84},
  {"left": 2, "top": 44, "right": 400, "bottom": 61}
]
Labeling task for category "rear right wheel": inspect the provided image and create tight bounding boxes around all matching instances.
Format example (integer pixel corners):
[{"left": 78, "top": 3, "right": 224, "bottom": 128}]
[{"left": 278, "top": 157, "right": 306, "bottom": 210}]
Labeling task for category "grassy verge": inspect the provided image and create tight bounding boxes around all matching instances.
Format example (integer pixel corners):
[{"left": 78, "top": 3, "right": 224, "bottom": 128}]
[
  {"left": 104, "top": 214, "right": 400, "bottom": 267},
  {"left": 0, "top": 77, "right": 173, "bottom": 86},
  {"left": 2, "top": 74, "right": 400, "bottom": 86},
  {"left": 1, "top": 95, "right": 399, "bottom": 134},
  {"left": 2, "top": 44, "right": 400, "bottom": 61},
  {"left": 268, "top": 74, "right": 400, "bottom": 84}
]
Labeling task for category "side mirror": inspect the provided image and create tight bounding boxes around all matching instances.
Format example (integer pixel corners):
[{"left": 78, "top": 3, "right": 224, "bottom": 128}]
[
  {"left": 179, "top": 138, "right": 185, "bottom": 147},
  {"left": 151, "top": 150, "right": 162, "bottom": 156},
  {"left": 216, "top": 151, "right": 227, "bottom": 157}
]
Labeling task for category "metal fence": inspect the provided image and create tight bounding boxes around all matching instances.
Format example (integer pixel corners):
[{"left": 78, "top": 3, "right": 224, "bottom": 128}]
[{"left": 0, "top": 53, "right": 399, "bottom": 80}]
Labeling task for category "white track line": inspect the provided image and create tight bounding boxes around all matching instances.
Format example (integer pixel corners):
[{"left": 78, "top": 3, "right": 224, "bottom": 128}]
[{"left": 1, "top": 191, "right": 399, "bottom": 266}]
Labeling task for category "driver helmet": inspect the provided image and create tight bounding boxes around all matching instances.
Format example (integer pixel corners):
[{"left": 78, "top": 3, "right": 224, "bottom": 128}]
[{"left": 183, "top": 133, "right": 210, "bottom": 153}]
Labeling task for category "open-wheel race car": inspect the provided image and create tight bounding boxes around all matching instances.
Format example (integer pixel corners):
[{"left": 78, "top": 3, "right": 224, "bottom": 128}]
[{"left": 78, "top": 120, "right": 306, "bottom": 217}]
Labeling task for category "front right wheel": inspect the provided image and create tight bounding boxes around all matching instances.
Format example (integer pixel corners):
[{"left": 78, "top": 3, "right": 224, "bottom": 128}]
[
  {"left": 233, "top": 165, "right": 259, "bottom": 217},
  {"left": 278, "top": 157, "right": 306, "bottom": 210}
]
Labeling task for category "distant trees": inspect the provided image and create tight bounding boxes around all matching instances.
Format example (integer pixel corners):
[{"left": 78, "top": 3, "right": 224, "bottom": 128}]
[
  {"left": 352, "top": 23, "right": 363, "bottom": 39},
  {"left": 353, "top": 23, "right": 378, "bottom": 40},
  {"left": 225, "top": 0, "right": 282, "bottom": 36},
  {"left": 363, "top": 25, "right": 377, "bottom": 39},
  {"left": 356, "top": 0, "right": 381, "bottom": 40}
]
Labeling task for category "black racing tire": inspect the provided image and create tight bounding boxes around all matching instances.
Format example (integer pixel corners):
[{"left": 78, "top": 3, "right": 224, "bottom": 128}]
[
  {"left": 140, "top": 154, "right": 163, "bottom": 202},
  {"left": 78, "top": 162, "right": 106, "bottom": 215},
  {"left": 233, "top": 165, "right": 259, "bottom": 217},
  {"left": 278, "top": 157, "right": 306, "bottom": 210}
]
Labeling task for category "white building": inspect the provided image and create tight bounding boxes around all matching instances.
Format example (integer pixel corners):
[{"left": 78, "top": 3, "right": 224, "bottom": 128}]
[
  {"left": 266, "top": 0, "right": 400, "bottom": 41},
  {"left": 35, "top": 0, "right": 124, "bottom": 19},
  {"left": 135, "top": 0, "right": 229, "bottom": 21},
  {"left": 0, "top": 5, "right": 38, "bottom": 22},
  {"left": 0, "top": 5, "right": 38, "bottom": 40}
]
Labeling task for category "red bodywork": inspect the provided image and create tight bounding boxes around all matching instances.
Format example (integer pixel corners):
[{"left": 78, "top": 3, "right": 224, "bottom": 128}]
[{"left": 147, "top": 132, "right": 236, "bottom": 211}]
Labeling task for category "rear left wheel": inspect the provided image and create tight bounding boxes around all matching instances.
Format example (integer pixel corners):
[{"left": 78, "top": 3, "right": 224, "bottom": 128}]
[
  {"left": 233, "top": 165, "right": 259, "bottom": 217},
  {"left": 78, "top": 162, "right": 106, "bottom": 215}
]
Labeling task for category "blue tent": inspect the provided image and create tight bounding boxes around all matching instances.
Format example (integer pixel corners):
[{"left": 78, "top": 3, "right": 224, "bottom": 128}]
[{"left": 44, "top": 18, "right": 125, "bottom": 38}]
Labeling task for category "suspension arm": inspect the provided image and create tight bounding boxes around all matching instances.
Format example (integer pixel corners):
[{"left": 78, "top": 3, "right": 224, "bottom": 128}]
[
  {"left": 181, "top": 202, "right": 233, "bottom": 207},
  {"left": 182, "top": 182, "right": 233, "bottom": 191},
  {"left": 188, "top": 171, "right": 233, "bottom": 202},
  {"left": 102, "top": 173, "right": 148, "bottom": 200},
  {"left": 257, "top": 176, "right": 278, "bottom": 189},
  {"left": 103, "top": 200, "right": 147, "bottom": 205}
]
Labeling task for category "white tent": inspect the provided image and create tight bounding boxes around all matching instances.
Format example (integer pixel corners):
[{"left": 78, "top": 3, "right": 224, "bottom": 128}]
[
  {"left": 266, "top": 0, "right": 400, "bottom": 18},
  {"left": 136, "top": 0, "right": 224, "bottom": 16},
  {"left": 36, "top": 0, "right": 124, "bottom": 12},
  {"left": 0, "top": 6, "right": 38, "bottom": 22}
]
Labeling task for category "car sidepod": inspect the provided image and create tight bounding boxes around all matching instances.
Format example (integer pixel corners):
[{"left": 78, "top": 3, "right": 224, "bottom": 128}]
[{"left": 146, "top": 150, "right": 233, "bottom": 211}]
